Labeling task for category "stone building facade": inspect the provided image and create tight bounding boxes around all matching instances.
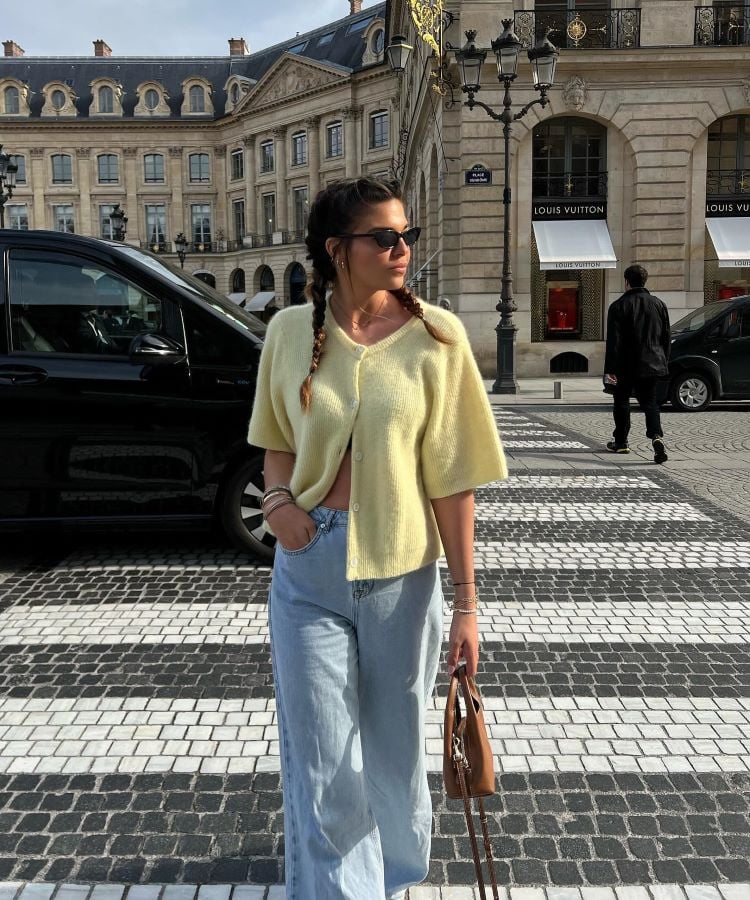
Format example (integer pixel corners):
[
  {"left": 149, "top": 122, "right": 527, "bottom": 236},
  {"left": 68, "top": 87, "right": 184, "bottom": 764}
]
[
  {"left": 390, "top": 0, "right": 750, "bottom": 376},
  {"left": 0, "top": 1, "right": 393, "bottom": 307},
  {"left": 3, "top": 0, "right": 750, "bottom": 376}
]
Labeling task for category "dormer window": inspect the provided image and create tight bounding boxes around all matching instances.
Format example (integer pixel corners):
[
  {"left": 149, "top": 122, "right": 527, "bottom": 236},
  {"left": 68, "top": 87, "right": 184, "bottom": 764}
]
[
  {"left": 189, "top": 85, "right": 205, "bottom": 113},
  {"left": 99, "top": 85, "right": 114, "bottom": 113},
  {"left": 51, "top": 90, "right": 66, "bottom": 110},
  {"left": 145, "top": 89, "right": 159, "bottom": 110},
  {"left": 230, "top": 83, "right": 240, "bottom": 105},
  {"left": 4, "top": 86, "right": 19, "bottom": 115},
  {"left": 42, "top": 82, "right": 77, "bottom": 117},
  {"left": 371, "top": 28, "right": 385, "bottom": 56}
]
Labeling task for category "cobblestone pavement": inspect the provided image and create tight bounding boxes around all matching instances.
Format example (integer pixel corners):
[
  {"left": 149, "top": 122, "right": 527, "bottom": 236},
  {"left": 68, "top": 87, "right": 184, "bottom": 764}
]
[
  {"left": 0, "top": 407, "right": 749, "bottom": 899},
  {"left": 522, "top": 404, "right": 750, "bottom": 526}
]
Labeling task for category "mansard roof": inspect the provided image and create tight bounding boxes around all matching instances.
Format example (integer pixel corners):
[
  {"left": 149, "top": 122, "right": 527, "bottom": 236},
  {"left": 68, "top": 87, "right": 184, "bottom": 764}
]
[{"left": 0, "top": 3, "right": 386, "bottom": 120}]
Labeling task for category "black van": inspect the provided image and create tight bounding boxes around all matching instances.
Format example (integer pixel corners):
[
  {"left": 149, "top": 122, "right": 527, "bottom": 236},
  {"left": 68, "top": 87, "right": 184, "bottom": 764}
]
[
  {"left": 665, "top": 295, "right": 750, "bottom": 411},
  {"left": 0, "top": 230, "right": 275, "bottom": 560}
]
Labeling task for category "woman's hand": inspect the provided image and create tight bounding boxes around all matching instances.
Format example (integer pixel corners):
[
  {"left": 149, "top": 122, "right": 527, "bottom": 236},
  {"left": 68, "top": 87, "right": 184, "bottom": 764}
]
[
  {"left": 446, "top": 609, "right": 479, "bottom": 678},
  {"left": 268, "top": 504, "right": 318, "bottom": 551}
]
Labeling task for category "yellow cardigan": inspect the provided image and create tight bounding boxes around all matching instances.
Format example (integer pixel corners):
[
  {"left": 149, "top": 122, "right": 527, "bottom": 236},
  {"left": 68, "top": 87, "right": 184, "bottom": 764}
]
[{"left": 247, "top": 300, "right": 508, "bottom": 580}]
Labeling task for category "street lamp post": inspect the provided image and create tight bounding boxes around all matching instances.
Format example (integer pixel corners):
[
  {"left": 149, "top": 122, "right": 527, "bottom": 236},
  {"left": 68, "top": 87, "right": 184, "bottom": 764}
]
[
  {"left": 454, "top": 22, "right": 559, "bottom": 393},
  {"left": 0, "top": 146, "right": 19, "bottom": 229},
  {"left": 110, "top": 203, "right": 128, "bottom": 242},
  {"left": 174, "top": 232, "right": 188, "bottom": 268}
]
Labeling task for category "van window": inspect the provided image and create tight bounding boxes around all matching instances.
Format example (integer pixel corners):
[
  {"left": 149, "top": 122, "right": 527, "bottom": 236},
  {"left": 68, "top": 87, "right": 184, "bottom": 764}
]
[
  {"left": 183, "top": 303, "right": 257, "bottom": 368},
  {"left": 8, "top": 250, "right": 163, "bottom": 356}
]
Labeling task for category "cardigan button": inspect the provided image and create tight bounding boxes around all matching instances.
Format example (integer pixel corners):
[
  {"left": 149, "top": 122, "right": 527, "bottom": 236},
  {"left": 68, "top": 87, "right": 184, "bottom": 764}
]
[
  {"left": 354, "top": 452, "right": 363, "bottom": 461},
  {"left": 350, "top": 398, "right": 358, "bottom": 409},
  {"left": 352, "top": 503, "right": 360, "bottom": 512},
  {"left": 351, "top": 557, "right": 359, "bottom": 567}
]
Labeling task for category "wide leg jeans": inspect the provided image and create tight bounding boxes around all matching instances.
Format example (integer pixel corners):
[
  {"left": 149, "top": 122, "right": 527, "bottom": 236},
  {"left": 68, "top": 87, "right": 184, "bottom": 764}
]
[{"left": 268, "top": 505, "right": 444, "bottom": 900}]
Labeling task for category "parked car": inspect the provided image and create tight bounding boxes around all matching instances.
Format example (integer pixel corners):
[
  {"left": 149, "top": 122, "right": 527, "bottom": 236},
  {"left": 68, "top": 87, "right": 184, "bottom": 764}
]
[
  {"left": 662, "top": 295, "right": 750, "bottom": 411},
  {"left": 0, "top": 229, "right": 275, "bottom": 560}
]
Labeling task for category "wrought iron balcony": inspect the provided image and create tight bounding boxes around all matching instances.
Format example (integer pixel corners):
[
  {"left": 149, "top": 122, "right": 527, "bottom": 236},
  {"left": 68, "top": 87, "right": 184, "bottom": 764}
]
[
  {"left": 695, "top": 6, "right": 750, "bottom": 45},
  {"left": 706, "top": 169, "right": 750, "bottom": 196},
  {"left": 140, "top": 241, "right": 172, "bottom": 253},
  {"left": 515, "top": 8, "right": 640, "bottom": 50},
  {"left": 532, "top": 171, "right": 608, "bottom": 200}
]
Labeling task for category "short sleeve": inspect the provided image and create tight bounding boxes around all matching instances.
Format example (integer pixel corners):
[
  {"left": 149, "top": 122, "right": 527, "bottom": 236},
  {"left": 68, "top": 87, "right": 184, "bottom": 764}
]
[
  {"left": 420, "top": 321, "right": 508, "bottom": 499},
  {"left": 247, "top": 316, "right": 295, "bottom": 453}
]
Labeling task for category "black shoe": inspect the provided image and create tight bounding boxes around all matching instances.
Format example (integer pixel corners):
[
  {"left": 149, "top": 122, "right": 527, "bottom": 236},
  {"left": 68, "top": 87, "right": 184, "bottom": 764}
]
[
  {"left": 653, "top": 438, "right": 668, "bottom": 464},
  {"left": 606, "top": 441, "right": 630, "bottom": 454}
]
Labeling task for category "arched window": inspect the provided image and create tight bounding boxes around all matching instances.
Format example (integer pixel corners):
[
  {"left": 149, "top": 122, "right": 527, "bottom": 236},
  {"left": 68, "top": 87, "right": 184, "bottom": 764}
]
[
  {"left": 144, "top": 153, "right": 165, "bottom": 183},
  {"left": 97, "top": 154, "right": 119, "bottom": 184},
  {"left": 193, "top": 271, "right": 216, "bottom": 288},
  {"left": 532, "top": 117, "right": 607, "bottom": 199},
  {"left": 51, "top": 89, "right": 66, "bottom": 110},
  {"left": 51, "top": 153, "right": 73, "bottom": 184},
  {"left": 189, "top": 153, "right": 211, "bottom": 183},
  {"left": 230, "top": 83, "right": 240, "bottom": 105},
  {"left": 707, "top": 115, "right": 750, "bottom": 196},
  {"left": 259, "top": 265, "right": 275, "bottom": 292},
  {"left": 144, "top": 88, "right": 160, "bottom": 111},
  {"left": 189, "top": 85, "right": 206, "bottom": 113},
  {"left": 232, "top": 269, "right": 246, "bottom": 293},
  {"left": 289, "top": 263, "right": 307, "bottom": 305},
  {"left": 4, "top": 86, "right": 19, "bottom": 115},
  {"left": 98, "top": 85, "right": 114, "bottom": 113}
]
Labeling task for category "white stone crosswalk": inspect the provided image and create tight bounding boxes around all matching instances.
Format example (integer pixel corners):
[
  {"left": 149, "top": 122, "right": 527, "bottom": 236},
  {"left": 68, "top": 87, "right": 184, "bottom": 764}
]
[
  {"left": 491, "top": 474, "right": 661, "bottom": 489},
  {"left": 3, "top": 694, "right": 750, "bottom": 777},
  {"left": 3, "top": 589, "right": 748, "bottom": 646},
  {"left": 475, "top": 501, "right": 709, "bottom": 522}
]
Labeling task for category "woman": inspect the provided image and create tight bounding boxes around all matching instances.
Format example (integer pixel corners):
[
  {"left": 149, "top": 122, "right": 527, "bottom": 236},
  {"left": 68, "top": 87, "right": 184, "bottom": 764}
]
[{"left": 247, "top": 177, "right": 507, "bottom": 900}]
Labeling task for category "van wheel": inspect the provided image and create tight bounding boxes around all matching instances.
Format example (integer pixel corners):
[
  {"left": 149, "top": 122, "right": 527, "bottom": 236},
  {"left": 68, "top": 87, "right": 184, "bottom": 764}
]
[
  {"left": 670, "top": 372, "right": 712, "bottom": 412},
  {"left": 219, "top": 454, "right": 276, "bottom": 561}
]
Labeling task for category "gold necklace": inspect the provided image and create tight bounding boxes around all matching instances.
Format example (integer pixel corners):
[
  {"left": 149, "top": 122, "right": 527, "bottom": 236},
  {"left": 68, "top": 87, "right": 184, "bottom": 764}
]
[{"left": 330, "top": 293, "right": 393, "bottom": 331}]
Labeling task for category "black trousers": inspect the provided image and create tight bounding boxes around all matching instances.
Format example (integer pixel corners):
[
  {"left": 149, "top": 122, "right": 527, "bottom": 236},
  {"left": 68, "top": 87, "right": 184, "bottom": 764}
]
[{"left": 612, "top": 376, "right": 664, "bottom": 445}]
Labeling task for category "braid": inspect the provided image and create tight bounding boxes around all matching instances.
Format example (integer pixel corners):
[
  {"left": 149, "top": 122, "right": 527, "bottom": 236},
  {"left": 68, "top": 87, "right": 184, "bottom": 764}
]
[
  {"left": 300, "top": 268, "right": 328, "bottom": 411},
  {"left": 393, "top": 285, "right": 453, "bottom": 344}
]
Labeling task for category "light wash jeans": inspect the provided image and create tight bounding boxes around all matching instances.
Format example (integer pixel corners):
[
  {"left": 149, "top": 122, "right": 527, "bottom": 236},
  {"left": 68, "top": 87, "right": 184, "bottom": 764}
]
[{"left": 268, "top": 505, "right": 444, "bottom": 900}]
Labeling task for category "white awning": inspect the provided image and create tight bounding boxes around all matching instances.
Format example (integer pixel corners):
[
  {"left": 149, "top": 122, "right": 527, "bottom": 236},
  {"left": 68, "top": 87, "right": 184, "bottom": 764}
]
[
  {"left": 533, "top": 219, "right": 617, "bottom": 271},
  {"left": 226, "top": 292, "right": 246, "bottom": 305},
  {"left": 706, "top": 217, "right": 750, "bottom": 267},
  {"left": 244, "top": 291, "right": 276, "bottom": 311}
]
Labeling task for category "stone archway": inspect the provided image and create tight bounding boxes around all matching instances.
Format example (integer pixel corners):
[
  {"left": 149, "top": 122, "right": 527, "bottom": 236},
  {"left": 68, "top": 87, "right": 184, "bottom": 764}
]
[
  {"left": 287, "top": 262, "right": 307, "bottom": 305},
  {"left": 230, "top": 268, "right": 246, "bottom": 293}
]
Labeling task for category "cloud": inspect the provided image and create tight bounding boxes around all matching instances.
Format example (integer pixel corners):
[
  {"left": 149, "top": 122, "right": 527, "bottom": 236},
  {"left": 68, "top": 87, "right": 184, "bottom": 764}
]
[{"left": 3, "top": 0, "right": 382, "bottom": 56}]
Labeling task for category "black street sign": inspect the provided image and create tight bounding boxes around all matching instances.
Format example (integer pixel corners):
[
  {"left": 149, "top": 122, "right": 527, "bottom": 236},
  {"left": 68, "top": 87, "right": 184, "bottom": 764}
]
[{"left": 465, "top": 164, "right": 492, "bottom": 185}]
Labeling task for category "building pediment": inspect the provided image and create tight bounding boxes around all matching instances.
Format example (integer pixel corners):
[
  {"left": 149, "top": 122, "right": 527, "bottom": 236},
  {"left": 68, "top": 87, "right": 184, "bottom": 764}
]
[{"left": 239, "top": 54, "right": 348, "bottom": 111}]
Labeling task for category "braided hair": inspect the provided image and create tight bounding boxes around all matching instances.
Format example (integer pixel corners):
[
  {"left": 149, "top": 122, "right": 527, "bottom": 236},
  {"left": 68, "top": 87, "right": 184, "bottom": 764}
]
[{"left": 301, "top": 176, "right": 451, "bottom": 410}]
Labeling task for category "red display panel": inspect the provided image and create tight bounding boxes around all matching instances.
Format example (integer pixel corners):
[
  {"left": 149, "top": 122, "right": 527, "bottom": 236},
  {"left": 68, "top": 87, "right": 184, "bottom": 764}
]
[
  {"left": 717, "top": 285, "right": 746, "bottom": 301},
  {"left": 547, "top": 286, "right": 580, "bottom": 333}
]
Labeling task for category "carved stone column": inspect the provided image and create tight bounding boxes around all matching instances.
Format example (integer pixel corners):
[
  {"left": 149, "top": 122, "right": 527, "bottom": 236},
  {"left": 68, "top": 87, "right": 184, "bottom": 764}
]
[
  {"left": 30, "top": 148, "right": 46, "bottom": 230},
  {"left": 343, "top": 106, "right": 362, "bottom": 178},
  {"left": 273, "top": 126, "right": 288, "bottom": 232},
  {"left": 243, "top": 135, "right": 256, "bottom": 241},
  {"left": 306, "top": 116, "right": 321, "bottom": 200},
  {"left": 123, "top": 147, "right": 138, "bottom": 243},
  {"left": 168, "top": 147, "right": 184, "bottom": 240},
  {"left": 76, "top": 148, "right": 92, "bottom": 235}
]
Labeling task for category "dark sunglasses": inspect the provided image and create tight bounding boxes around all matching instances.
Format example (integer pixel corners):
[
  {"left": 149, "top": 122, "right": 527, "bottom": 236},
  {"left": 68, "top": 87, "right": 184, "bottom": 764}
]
[{"left": 334, "top": 226, "right": 421, "bottom": 249}]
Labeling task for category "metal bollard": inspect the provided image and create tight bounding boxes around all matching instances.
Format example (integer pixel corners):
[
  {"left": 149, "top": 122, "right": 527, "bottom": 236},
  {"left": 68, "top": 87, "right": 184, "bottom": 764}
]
[{"left": 553, "top": 381, "right": 563, "bottom": 400}]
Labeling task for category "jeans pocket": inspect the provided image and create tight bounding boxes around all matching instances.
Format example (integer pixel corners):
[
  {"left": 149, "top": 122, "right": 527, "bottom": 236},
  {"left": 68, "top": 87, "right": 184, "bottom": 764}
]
[{"left": 278, "top": 522, "right": 324, "bottom": 557}]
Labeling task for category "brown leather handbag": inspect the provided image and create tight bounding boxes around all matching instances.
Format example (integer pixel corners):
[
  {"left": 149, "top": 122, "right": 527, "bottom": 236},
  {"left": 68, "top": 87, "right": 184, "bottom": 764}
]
[{"left": 443, "top": 663, "right": 500, "bottom": 900}]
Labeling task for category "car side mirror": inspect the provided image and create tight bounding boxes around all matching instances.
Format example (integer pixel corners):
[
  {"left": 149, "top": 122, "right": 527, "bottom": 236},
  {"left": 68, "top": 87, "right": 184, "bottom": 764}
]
[{"left": 129, "top": 332, "right": 186, "bottom": 365}]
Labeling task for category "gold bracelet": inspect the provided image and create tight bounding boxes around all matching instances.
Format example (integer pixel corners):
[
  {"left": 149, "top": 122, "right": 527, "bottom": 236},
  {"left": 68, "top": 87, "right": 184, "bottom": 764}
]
[
  {"left": 451, "top": 607, "right": 477, "bottom": 615},
  {"left": 264, "top": 498, "right": 296, "bottom": 521},
  {"left": 452, "top": 595, "right": 479, "bottom": 606}
]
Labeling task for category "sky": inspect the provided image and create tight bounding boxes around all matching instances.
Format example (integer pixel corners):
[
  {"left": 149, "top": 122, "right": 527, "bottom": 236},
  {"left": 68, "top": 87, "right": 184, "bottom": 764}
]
[{"left": 2, "top": 0, "right": 384, "bottom": 57}]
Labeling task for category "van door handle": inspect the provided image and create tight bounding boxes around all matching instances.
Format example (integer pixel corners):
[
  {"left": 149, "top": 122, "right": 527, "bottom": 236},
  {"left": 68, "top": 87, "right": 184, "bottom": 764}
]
[{"left": 0, "top": 366, "right": 49, "bottom": 385}]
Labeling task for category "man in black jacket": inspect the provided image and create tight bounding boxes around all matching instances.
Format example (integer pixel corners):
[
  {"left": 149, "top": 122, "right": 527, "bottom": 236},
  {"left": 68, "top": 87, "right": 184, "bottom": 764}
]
[{"left": 604, "top": 264, "right": 670, "bottom": 463}]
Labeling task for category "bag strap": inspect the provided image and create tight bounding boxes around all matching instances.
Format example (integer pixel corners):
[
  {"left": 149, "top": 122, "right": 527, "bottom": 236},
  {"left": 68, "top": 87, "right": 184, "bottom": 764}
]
[
  {"left": 453, "top": 734, "right": 487, "bottom": 900},
  {"left": 452, "top": 672, "right": 501, "bottom": 900}
]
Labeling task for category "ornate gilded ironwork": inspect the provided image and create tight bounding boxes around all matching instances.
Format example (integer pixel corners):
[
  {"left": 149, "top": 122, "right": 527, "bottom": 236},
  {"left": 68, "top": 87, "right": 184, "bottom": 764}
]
[
  {"left": 408, "top": 0, "right": 444, "bottom": 56},
  {"left": 694, "top": 5, "right": 750, "bottom": 45},
  {"left": 706, "top": 169, "right": 750, "bottom": 195},
  {"left": 514, "top": 7, "right": 641, "bottom": 50}
]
